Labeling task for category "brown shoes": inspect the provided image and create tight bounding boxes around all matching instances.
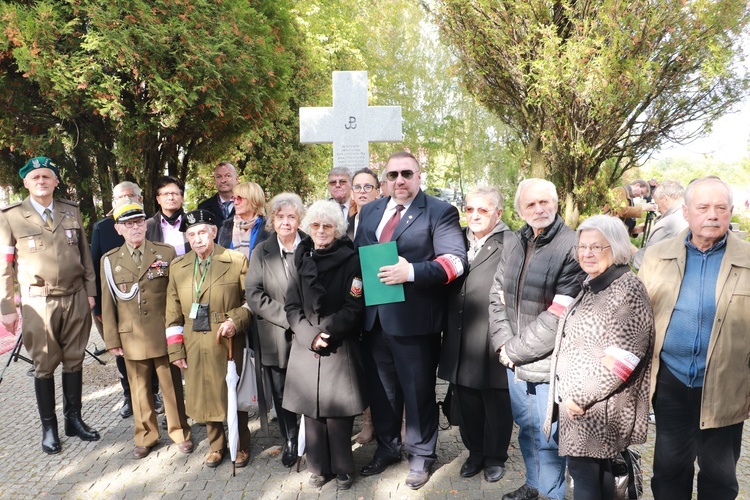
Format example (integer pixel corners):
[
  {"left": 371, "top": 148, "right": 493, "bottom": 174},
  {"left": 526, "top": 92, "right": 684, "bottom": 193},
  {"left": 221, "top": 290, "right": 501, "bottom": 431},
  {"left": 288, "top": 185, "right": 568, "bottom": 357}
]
[
  {"left": 205, "top": 449, "right": 224, "bottom": 467},
  {"left": 133, "top": 445, "right": 151, "bottom": 459},
  {"left": 177, "top": 440, "right": 194, "bottom": 454},
  {"left": 236, "top": 449, "right": 250, "bottom": 468}
]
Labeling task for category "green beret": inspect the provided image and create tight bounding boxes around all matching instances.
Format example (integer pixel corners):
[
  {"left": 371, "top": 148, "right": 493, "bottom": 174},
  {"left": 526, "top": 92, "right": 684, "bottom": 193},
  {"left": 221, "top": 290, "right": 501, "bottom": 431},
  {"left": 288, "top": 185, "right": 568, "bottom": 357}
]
[{"left": 20, "top": 157, "right": 59, "bottom": 179}]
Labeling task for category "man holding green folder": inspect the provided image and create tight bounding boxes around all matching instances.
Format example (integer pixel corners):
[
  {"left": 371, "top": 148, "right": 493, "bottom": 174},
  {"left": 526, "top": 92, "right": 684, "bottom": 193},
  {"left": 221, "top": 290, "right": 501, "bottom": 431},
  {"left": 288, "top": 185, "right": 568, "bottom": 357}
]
[{"left": 354, "top": 151, "right": 467, "bottom": 490}]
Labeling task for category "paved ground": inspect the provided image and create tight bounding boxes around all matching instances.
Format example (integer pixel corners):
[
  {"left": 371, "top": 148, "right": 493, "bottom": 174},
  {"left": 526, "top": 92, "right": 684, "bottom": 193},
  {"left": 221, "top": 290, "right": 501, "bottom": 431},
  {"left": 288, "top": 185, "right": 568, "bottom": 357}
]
[{"left": 0, "top": 336, "right": 748, "bottom": 499}]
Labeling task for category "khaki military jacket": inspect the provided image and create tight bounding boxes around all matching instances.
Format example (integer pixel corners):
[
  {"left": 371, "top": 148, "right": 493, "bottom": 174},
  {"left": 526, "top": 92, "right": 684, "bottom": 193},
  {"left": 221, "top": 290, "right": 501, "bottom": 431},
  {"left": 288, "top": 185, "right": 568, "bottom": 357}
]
[
  {"left": 0, "top": 197, "right": 96, "bottom": 314},
  {"left": 101, "top": 240, "right": 176, "bottom": 361},
  {"left": 165, "top": 245, "right": 251, "bottom": 422}
]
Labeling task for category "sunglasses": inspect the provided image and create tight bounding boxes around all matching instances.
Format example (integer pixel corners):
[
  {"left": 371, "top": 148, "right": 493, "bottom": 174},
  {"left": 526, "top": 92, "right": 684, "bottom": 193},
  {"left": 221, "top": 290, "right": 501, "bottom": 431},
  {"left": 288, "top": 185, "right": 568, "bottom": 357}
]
[
  {"left": 385, "top": 169, "right": 416, "bottom": 181},
  {"left": 328, "top": 179, "right": 349, "bottom": 186},
  {"left": 465, "top": 206, "right": 493, "bottom": 215},
  {"left": 310, "top": 222, "right": 335, "bottom": 231}
]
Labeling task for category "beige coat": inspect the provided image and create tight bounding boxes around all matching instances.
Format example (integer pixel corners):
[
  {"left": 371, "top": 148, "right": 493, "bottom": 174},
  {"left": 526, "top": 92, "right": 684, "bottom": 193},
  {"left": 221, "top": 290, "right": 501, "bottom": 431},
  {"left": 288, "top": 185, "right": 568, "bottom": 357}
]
[
  {"left": 166, "top": 246, "right": 251, "bottom": 422},
  {"left": 640, "top": 229, "right": 750, "bottom": 429},
  {"left": 101, "top": 240, "right": 176, "bottom": 360}
]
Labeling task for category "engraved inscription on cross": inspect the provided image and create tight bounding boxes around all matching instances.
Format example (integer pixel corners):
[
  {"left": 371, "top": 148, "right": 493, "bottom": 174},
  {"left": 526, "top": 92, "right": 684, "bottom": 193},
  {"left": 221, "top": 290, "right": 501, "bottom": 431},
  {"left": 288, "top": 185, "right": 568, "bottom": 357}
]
[{"left": 300, "top": 71, "right": 403, "bottom": 173}]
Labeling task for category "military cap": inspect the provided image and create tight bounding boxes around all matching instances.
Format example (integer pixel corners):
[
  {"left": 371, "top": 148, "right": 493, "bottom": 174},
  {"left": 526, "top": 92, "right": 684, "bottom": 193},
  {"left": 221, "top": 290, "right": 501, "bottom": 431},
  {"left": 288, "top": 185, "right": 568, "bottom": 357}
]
[
  {"left": 113, "top": 201, "right": 146, "bottom": 222},
  {"left": 184, "top": 209, "right": 216, "bottom": 229},
  {"left": 19, "top": 157, "right": 59, "bottom": 179}
]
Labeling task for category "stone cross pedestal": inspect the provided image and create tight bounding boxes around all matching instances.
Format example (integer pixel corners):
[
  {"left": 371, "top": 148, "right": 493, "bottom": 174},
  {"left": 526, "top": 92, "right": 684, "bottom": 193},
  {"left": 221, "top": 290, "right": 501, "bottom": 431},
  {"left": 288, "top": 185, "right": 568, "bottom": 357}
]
[{"left": 300, "top": 71, "right": 402, "bottom": 173}]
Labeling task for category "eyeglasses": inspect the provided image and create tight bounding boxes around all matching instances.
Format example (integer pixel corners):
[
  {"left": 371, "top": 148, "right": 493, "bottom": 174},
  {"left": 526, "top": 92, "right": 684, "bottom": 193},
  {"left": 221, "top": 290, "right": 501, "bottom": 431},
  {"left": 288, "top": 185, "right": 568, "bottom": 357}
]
[
  {"left": 575, "top": 244, "right": 611, "bottom": 254},
  {"left": 234, "top": 195, "right": 244, "bottom": 202},
  {"left": 328, "top": 179, "right": 349, "bottom": 187},
  {"left": 158, "top": 191, "right": 182, "bottom": 198},
  {"left": 352, "top": 184, "right": 376, "bottom": 193},
  {"left": 119, "top": 219, "right": 147, "bottom": 229},
  {"left": 465, "top": 206, "right": 493, "bottom": 215},
  {"left": 385, "top": 169, "right": 416, "bottom": 181},
  {"left": 309, "top": 222, "right": 335, "bottom": 231}
]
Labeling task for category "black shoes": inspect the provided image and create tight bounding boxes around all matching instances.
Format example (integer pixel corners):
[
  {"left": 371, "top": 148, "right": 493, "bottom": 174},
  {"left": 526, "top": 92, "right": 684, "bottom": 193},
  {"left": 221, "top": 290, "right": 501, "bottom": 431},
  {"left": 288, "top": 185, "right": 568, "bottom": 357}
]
[
  {"left": 502, "top": 484, "right": 540, "bottom": 500},
  {"left": 360, "top": 454, "right": 401, "bottom": 476},
  {"left": 308, "top": 473, "right": 334, "bottom": 488},
  {"left": 405, "top": 469, "right": 430, "bottom": 490},
  {"left": 336, "top": 473, "right": 355, "bottom": 490},
  {"left": 34, "top": 377, "right": 61, "bottom": 455},
  {"left": 484, "top": 464, "right": 506, "bottom": 483},
  {"left": 119, "top": 397, "right": 133, "bottom": 418},
  {"left": 62, "top": 371, "right": 100, "bottom": 441},
  {"left": 460, "top": 459, "right": 484, "bottom": 478},
  {"left": 281, "top": 439, "right": 297, "bottom": 468}
]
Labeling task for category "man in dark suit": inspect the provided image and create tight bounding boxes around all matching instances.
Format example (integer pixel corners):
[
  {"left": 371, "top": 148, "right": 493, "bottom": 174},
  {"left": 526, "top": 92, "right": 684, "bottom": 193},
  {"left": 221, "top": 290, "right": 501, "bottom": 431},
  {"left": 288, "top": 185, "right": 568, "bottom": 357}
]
[
  {"left": 354, "top": 151, "right": 467, "bottom": 490},
  {"left": 438, "top": 186, "right": 513, "bottom": 483},
  {"left": 197, "top": 161, "right": 238, "bottom": 228},
  {"left": 91, "top": 182, "right": 160, "bottom": 418}
]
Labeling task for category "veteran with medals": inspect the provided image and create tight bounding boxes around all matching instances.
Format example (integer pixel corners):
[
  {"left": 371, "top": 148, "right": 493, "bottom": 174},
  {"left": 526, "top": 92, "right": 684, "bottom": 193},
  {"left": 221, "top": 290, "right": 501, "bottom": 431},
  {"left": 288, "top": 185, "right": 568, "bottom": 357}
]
[
  {"left": 101, "top": 200, "right": 193, "bottom": 459},
  {"left": 0, "top": 156, "right": 100, "bottom": 454},
  {"left": 165, "top": 209, "right": 251, "bottom": 468}
]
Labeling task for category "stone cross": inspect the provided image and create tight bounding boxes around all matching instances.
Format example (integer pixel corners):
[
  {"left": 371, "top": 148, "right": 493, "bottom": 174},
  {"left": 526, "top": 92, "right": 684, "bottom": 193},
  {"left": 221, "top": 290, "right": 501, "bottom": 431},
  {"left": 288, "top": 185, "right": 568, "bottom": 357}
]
[{"left": 300, "top": 71, "right": 402, "bottom": 173}]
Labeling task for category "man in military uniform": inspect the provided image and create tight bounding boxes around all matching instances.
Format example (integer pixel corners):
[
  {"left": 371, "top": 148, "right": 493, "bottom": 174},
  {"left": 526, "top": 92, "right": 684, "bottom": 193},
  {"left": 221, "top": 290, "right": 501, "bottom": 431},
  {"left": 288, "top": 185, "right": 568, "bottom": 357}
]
[
  {"left": 0, "top": 156, "right": 100, "bottom": 454},
  {"left": 165, "top": 209, "right": 252, "bottom": 468},
  {"left": 101, "top": 200, "right": 193, "bottom": 459}
]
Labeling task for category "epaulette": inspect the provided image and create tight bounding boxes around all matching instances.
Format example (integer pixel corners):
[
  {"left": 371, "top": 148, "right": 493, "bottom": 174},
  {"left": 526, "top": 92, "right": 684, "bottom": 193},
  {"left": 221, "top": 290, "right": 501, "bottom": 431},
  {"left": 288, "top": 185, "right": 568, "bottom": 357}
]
[
  {"left": 103, "top": 247, "right": 121, "bottom": 258},
  {"left": 57, "top": 198, "right": 79, "bottom": 207},
  {"left": 172, "top": 254, "right": 186, "bottom": 264},
  {"left": 0, "top": 201, "right": 22, "bottom": 212}
]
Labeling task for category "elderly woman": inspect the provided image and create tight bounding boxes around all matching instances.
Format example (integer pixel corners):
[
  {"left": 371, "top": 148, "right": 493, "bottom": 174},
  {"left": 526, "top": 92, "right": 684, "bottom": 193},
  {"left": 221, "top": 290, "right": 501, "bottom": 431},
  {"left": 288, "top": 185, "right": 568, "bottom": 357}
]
[
  {"left": 217, "top": 181, "right": 269, "bottom": 257},
  {"left": 544, "top": 215, "right": 654, "bottom": 500},
  {"left": 283, "top": 200, "right": 366, "bottom": 490},
  {"left": 246, "top": 193, "right": 306, "bottom": 468}
]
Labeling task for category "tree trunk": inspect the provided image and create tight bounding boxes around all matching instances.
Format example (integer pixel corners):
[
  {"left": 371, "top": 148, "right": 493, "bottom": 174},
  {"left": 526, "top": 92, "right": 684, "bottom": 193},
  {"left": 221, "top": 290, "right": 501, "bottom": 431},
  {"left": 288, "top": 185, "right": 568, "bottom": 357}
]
[
  {"left": 562, "top": 191, "right": 580, "bottom": 228},
  {"left": 528, "top": 135, "right": 547, "bottom": 178}
]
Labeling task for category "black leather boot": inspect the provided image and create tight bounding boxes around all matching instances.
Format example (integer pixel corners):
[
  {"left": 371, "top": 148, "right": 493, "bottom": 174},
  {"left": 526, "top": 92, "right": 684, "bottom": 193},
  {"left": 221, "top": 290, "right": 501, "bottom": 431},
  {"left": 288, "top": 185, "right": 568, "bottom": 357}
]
[
  {"left": 34, "top": 377, "right": 61, "bottom": 454},
  {"left": 62, "top": 371, "right": 100, "bottom": 441}
]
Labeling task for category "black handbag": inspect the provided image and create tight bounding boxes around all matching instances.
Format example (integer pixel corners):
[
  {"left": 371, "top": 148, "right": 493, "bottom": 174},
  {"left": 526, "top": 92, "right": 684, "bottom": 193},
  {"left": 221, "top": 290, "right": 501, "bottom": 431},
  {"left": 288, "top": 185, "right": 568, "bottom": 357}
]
[
  {"left": 439, "top": 383, "right": 460, "bottom": 427},
  {"left": 611, "top": 448, "right": 643, "bottom": 500}
]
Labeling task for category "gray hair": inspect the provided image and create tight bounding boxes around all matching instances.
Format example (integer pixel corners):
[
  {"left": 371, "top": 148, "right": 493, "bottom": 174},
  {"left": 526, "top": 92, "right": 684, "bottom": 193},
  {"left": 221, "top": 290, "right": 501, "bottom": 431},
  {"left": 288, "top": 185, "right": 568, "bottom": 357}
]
[
  {"left": 684, "top": 176, "right": 733, "bottom": 206},
  {"left": 653, "top": 180, "right": 684, "bottom": 201},
  {"left": 466, "top": 186, "right": 503, "bottom": 210},
  {"left": 576, "top": 215, "right": 631, "bottom": 265},
  {"left": 301, "top": 200, "right": 347, "bottom": 239},
  {"left": 113, "top": 181, "right": 141, "bottom": 199},
  {"left": 514, "top": 178, "right": 558, "bottom": 212},
  {"left": 327, "top": 167, "right": 352, "bottom": 182},
  {"left": 265, "top": 192, "right": 306, "bottom": 232}
]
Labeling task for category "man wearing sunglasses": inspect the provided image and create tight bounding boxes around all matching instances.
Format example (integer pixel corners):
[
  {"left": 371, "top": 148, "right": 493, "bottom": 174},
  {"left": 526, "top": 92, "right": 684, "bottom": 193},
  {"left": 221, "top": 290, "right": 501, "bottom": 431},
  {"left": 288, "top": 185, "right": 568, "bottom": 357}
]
[
  {"left": 354, "top": 151, "right": 467, "bottom": 490},
  {"left": 327, "top": 167, "right": 357, "bottom": 220}
]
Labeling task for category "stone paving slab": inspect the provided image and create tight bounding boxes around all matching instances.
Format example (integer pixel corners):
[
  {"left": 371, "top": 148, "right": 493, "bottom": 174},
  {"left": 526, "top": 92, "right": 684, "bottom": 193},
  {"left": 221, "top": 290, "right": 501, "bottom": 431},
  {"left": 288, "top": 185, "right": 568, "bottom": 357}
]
[{"left": 0, "top": 337, "right": 748, "bottom": 499}]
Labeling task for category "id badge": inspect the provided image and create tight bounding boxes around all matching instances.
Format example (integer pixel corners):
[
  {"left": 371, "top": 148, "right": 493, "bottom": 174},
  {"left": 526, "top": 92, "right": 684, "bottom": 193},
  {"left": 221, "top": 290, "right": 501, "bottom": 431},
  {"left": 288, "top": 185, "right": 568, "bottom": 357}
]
[
  {"left": 192, "top": 303, "right": 211, "bottom": 332},
  {"left": 189, "top": 303, "right": 200, "bottom": 319}
]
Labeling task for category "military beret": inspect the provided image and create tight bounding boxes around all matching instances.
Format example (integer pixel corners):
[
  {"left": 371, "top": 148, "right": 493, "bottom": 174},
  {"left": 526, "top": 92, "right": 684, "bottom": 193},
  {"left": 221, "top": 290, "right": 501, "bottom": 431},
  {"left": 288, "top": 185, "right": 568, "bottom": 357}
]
[
  {"left": 112, "top": 201, "right": 146, "bottom": 222},
  {"left": 184, "top": 209, "right": 216, "bottom": 229},
  {"left": 19, "top": 157, "right": 59, "bottom": 179}
]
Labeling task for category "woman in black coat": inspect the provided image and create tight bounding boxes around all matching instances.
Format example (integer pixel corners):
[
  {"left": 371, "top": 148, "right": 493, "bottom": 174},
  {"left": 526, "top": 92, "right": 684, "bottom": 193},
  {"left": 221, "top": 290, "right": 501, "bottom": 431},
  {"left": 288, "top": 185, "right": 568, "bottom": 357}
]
[
  {"left": 283, "top": 200, "right": 366, "bottom": 490},
  {"left": 246, "top": 193, "right": 306, "bottom": 468}
]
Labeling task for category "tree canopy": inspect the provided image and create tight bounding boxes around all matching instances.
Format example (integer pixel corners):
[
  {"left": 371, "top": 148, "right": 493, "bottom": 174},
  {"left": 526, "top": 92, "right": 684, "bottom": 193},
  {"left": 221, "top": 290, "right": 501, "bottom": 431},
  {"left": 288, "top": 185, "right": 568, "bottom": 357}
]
[{"left": 438, "top": 0, "right": 750, "bottom": 224}]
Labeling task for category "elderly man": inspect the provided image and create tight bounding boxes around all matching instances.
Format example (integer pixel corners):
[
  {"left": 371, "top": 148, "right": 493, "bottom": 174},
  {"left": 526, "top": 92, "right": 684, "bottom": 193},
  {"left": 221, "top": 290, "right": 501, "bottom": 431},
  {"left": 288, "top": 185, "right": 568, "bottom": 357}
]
[
  {"left": 101, "top": 201, "right": 193, "bottom": 459},
  {"left": 91, "top": 181, "right": 162, "bottom": 419},
  {"left": 198, "top": 161, "right": 238, "bottom": 226},
  {"left": 166, "top": 209, "right": 252, "bottom": 468},
  {"left": 640, "top": 176, "right": 750, "bottom": 500},
  {"left": 354, "top": 151, "right": 467, "bottom": 490},
  {"left": 438, "top": 186, "right": 513, "bottom": 483},
  {"left": 328, "top": 166, "right": 356, "bottom": 220},
  {"left": 632, "top": 180, "right": 688, "bottom": 270},
  {"left": 146, "top": 176, "right": 190, "bottom": 256},
  {"left": 489, "top": 178, "right": 585, "bottom": 500},
  {"left": 0, "top": 156, "right": 100, "bottom": 454}
]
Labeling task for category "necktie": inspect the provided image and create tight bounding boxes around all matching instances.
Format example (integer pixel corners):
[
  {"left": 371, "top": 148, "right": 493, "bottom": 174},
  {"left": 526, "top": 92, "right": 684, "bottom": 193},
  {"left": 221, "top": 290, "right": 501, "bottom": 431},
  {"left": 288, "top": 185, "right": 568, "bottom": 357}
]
[
  {"left": 222, "top": 200, "right": 232, "bottom": 219},
  {"left": 44, "top": 208, "right": 53, "bottom": 229},
  {"left": 379, "top": 205, "right": 404, "bottom": 243},
  {"left": 133, "top": 249, "right": 142, "bottom": 267},
  {"left": 341, "top": 204, "right": 348, "bottom": 219},
  {"left": 282, "top": 250, "right": 295, "bottom": 279}
]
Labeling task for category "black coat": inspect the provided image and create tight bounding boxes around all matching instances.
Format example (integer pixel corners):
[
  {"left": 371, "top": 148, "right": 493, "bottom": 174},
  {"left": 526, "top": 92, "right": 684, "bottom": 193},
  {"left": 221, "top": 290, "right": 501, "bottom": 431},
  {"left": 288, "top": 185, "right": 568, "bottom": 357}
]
[
  {"left": 439, "top": 226, "right": 509, "bottom": 389},
  {"left": 145, "top": 211, "right": 191, "bottom": 253},
  {"left": 198, "top": 193, "right": 234, "bottom": 227},
  {"left": 282, "top": 236, "right": 366, "bottom": 418},
  {"left": 90, "top": 217, "right": 125, "bottom": 315}
]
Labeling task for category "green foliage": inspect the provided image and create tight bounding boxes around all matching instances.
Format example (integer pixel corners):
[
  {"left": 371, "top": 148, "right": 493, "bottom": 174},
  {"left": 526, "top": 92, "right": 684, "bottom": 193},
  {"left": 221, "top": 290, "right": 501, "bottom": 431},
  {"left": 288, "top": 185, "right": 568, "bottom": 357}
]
[{"left": 438, "top": 0, "right": 750, "bottom": 227}]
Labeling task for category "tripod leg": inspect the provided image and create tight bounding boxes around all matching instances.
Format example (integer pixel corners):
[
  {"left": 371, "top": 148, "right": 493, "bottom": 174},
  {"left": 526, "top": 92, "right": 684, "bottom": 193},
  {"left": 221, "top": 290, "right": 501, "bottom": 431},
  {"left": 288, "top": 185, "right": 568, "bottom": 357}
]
[{"left": 0, "top": 333, "right": 26, "bottom": 386}]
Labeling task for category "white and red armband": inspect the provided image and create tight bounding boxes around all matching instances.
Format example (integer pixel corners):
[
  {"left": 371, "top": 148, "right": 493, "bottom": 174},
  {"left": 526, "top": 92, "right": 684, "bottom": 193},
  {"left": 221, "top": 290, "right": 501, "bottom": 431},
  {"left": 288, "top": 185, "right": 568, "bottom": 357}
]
[
  {"left": 604, "top": 345, "right": 641, "bottom": 382},
  {"left": 1, "top": 246, "right": 14, "bottom": 263},
  {"left": 166, "top": 325, "right": 184, "bottom": 346},
  {"left": 436, "top": 254, "right": 464, "bottom": 283},
  {"left": 547, "top": 294, "right": 575, "bottom": 317}
]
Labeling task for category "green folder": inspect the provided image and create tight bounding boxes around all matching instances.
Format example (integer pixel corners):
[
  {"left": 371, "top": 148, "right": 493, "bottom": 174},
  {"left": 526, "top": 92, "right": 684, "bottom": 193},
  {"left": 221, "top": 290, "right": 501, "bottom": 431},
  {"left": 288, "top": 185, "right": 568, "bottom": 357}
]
[{"left": 358, "top": 241, "right": 405, "bottom": 306}]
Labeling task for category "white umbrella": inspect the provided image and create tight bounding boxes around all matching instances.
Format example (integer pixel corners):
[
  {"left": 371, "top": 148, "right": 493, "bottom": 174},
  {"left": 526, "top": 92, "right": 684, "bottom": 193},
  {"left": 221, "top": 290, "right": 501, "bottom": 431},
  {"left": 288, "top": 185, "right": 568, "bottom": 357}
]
[{"left": 224, "top": 339, "right": 240, "bottom": 477}]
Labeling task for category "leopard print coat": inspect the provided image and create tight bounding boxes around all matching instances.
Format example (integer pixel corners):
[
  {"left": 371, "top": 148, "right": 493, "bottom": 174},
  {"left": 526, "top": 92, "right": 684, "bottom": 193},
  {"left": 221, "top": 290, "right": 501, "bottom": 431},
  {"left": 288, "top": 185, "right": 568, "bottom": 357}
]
[{"left": 543, "top": 265, "right": 654, "bottom": 459}]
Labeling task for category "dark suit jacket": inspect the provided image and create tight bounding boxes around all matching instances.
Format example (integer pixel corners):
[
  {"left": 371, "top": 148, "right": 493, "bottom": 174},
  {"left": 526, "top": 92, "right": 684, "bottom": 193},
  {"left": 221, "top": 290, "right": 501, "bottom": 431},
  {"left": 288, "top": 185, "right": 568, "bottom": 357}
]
[
  {"left": 438, "top": 226, "right": 509, "bottom": 389},
  {"left": 145, "top": 211, "right": 190, "bottom": 253},
  {"left": 90, "top": 217, "right": 125, "bottom": 315},
  {"left": 353, "top": 190, "right": 467, "bottom": 337},
  {"left": 346, "top": 214, "right": 356, "bottom": 241},
  {"left": 198, "top": 193, "right": 234, "bottom": 227}
]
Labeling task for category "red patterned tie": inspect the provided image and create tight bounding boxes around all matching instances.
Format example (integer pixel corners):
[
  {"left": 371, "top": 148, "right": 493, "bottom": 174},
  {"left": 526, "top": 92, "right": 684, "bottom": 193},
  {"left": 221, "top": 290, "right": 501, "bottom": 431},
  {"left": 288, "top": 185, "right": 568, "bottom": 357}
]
[{"left": 379, "top": 205, "right": 404, "bottom": 243}]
